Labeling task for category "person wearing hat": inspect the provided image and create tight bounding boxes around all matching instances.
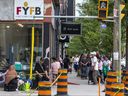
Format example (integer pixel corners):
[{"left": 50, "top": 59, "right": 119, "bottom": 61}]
[{"left": 91, "top": 51, "right": 99, "bottom": 85}]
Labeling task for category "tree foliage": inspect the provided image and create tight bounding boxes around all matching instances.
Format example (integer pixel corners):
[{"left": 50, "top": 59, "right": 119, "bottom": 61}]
[
  {"left": 67, "top": 0, "right": 114, "bottom": 56},
  {"left": 67, "top": 0, "right": 126, "bottom": 57}
]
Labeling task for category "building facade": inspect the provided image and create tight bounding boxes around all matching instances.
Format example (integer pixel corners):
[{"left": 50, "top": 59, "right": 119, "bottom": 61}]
[
  {"left": 0, "top": 0, "right": 56, "bottom": 69},
  {"left": 0, "top": 0, "right": 75, "bottom": 70}
]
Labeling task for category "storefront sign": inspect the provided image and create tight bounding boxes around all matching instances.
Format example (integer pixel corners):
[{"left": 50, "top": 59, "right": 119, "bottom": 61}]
[
  {"left": 61, "top": 22, "right": 81, "bottom": 35},
  {"left": 14, "top": 0, "right": 44, "bottom": 20}
]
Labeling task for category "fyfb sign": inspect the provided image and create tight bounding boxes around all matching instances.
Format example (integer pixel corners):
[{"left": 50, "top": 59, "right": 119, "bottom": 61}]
[{"left": 14, "top": 0, "right": 44, "bottom": 20}]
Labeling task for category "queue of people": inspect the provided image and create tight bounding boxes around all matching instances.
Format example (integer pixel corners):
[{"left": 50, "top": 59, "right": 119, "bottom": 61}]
[{"left": 71, "top": 52, "right": 112, "bottom": 85}]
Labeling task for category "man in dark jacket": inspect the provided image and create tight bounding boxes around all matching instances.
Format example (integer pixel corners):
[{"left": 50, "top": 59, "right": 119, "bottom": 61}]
[{"left": 63, "top": 55, "right": 70, "bottom": 70}]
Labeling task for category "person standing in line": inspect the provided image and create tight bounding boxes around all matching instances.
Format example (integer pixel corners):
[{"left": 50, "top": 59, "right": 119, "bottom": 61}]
[
  {"left": 73, "top": 55, "right": 79, "bottom": 72},
  {"left": 79, "top": 54, "right": 88, "bottom": 79},
  {"left": 51, "top": 57, "right": 61, "bottom": 82},
  {"left": 98, "top": 57, "right": 104, "bottom": 84},
  {"left": 91, "top": 52, "right": 99, "bottom": 85},
  {"left": 86, "top": 54, "right": 92, "bottom": 79},
  {"left": 77, "top": 54, "right": 83, "bottom": 77},
  {"left": 63, "top": 55, "right": 70, "bottom": 71},
  {"left": 102, "top": 56, "right": 109, "bottom": 81}
]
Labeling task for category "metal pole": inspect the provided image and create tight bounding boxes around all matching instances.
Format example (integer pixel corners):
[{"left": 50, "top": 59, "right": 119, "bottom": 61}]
[
  {"left": 118, "top": 0, "right": 122, "bottom": 83},
  {"left": 126, "top": 3, "right": 128, "bottom": 70},
  {"left": 30, "top": 26, "right": 34, "bottom": 80},
  {"left": 33, "top": 15, "right": 114, "bottom": 19},
  {"left": 113, "top": 0, "right": 121, "bottom": 83},
  {"left": 61, "top": 42, "right": 64, "bottom": 59}
]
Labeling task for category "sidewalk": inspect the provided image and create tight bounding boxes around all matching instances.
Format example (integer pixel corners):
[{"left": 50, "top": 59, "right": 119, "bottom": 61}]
[
  {"left": 67, "top": 71, "right": 105, "bottom": 96},
  {"left": 52, "top": 71, "right": 105, "bottom": 96},
  {"left": 0, "top": 71, "right": 105, "bottom": 96}
]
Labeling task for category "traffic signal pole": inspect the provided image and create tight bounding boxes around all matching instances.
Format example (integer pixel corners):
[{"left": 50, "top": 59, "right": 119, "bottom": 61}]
[
  {"left": 113, "top": 0, "right": 121, "bottom": 83},
  {"left": 34, "top": 15, "right": 113, "bottom": 19},
  {"left": 126, "top": 2, "right": 128, "bottom": 70}
]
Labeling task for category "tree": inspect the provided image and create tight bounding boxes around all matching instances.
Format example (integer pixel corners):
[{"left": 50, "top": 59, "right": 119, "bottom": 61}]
[{"left": 67, "top": 0, "right": 114, "bottom": 56}]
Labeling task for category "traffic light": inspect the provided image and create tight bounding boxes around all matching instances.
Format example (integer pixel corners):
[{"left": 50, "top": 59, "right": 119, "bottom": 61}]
[
  {"left": 120, "top": 4, "right": 125, "bottom": 20},
  {"left": 98, "top": 0, "right": 108, "bottom": 19}
]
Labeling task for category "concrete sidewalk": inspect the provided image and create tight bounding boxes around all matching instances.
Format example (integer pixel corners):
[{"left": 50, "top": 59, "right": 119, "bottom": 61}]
[
  {"left": 53, "top": 71, "right": 105, "bottom": 96},
  {"left": 0, "top": 71, "right": 105, "bottom": 96},
  {"left": 67, "top": 71, "right": 105, "bottom": 96}
]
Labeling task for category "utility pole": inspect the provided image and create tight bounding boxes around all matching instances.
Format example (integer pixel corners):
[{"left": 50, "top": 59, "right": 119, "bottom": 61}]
[
  {"left": 126, "top": 1, "right": 128, "bottom": 70},
  {"left": 113, "top": 0, "right": 121, "bottom": 82}
]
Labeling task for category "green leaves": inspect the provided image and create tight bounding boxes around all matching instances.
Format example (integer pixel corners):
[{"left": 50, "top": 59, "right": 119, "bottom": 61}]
[{"left": 68, "top": 0, "right": 126, "bottom": 57}]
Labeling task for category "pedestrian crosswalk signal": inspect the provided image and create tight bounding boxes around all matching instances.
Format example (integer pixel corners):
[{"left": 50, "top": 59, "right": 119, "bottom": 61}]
[{"left": 98, "top": 0, "right": 108, "bottom": 19}]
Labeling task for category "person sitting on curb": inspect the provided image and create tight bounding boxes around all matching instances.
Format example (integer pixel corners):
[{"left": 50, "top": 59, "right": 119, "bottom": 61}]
[{"left": 4, "top": 64, "right": 18, "bottom": 91}]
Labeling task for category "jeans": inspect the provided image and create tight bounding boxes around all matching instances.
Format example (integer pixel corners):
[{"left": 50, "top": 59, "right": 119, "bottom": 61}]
[{"left": 81, "top": 65, "right": 87, "bottom": 78}]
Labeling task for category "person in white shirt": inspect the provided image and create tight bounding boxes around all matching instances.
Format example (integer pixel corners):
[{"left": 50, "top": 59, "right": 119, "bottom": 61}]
[
  {"left": 98, "top": 57, "right": 104, "bottom": 83},
  {"left": 91, "top": 52, "right": 99, "bottom": 85},
  {"left": 73, "top": 55, "right": 79, "bottom": 72}
]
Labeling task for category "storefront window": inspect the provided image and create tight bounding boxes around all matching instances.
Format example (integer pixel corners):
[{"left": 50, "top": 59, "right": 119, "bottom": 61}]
[{"left": 0, "top": 23, "right": 42, "bottom": 70}]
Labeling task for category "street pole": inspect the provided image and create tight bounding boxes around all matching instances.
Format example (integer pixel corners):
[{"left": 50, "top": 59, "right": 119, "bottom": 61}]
[
  {"left": 34, "top": 15, "right": 113, "bottom": 19},
  {"left": 61, "top": 42, "right": 64, "bottom": 59},
  {"left": 113, "top": 0, "right": 121, "bottom": 83},
  {"left": 126, "top": 2, "right": 128, "bottom": 70},
  {"left": 126, "top": 24, "right": 128, "bottom": 70}
]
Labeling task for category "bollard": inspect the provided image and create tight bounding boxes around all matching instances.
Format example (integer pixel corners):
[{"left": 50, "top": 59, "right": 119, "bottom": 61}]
[
  {"left": 38, "top": 81, "right": 51, "bottom": 96},
  {"left": 57, "top": 69, "right": 68, "bottom": 96},
  {"left": 98, "top": 77, "right": 101, "bottom": 96},
  {"left": 105, "top": 71, "right": 118, "bottom": 96},
  {"left": 111, "top": 83, "right": 124, "bottom": 96}
]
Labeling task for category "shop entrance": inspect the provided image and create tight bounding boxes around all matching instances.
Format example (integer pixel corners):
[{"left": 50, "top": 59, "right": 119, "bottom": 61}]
[{"left": 0, "top": 23, "right": 43, "bottom": 70}]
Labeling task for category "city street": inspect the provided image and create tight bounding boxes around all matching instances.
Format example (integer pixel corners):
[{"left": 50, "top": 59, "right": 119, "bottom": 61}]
[
  {"left": 0, "top": 71, "right": 105, "bottom": 96},
  {"left": 0, "top": 0, "right": 126, "bottom": 96}
]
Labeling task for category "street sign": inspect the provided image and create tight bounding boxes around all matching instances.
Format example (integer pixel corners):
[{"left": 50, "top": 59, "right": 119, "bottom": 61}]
[
  {"left": 61, "top": 22, "right": 81, "bottom": 35},
  {"left": 101, "top": 23, "right": 107, "bottom": 28},
  {"left": 120, "top": 4, "right": 125, "bottom": 20}
]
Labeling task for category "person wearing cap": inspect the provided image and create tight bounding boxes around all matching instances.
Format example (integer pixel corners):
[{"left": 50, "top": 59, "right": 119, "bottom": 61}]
[{"left": 91, "top": 51, "right": 99, "bottom": 85}]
